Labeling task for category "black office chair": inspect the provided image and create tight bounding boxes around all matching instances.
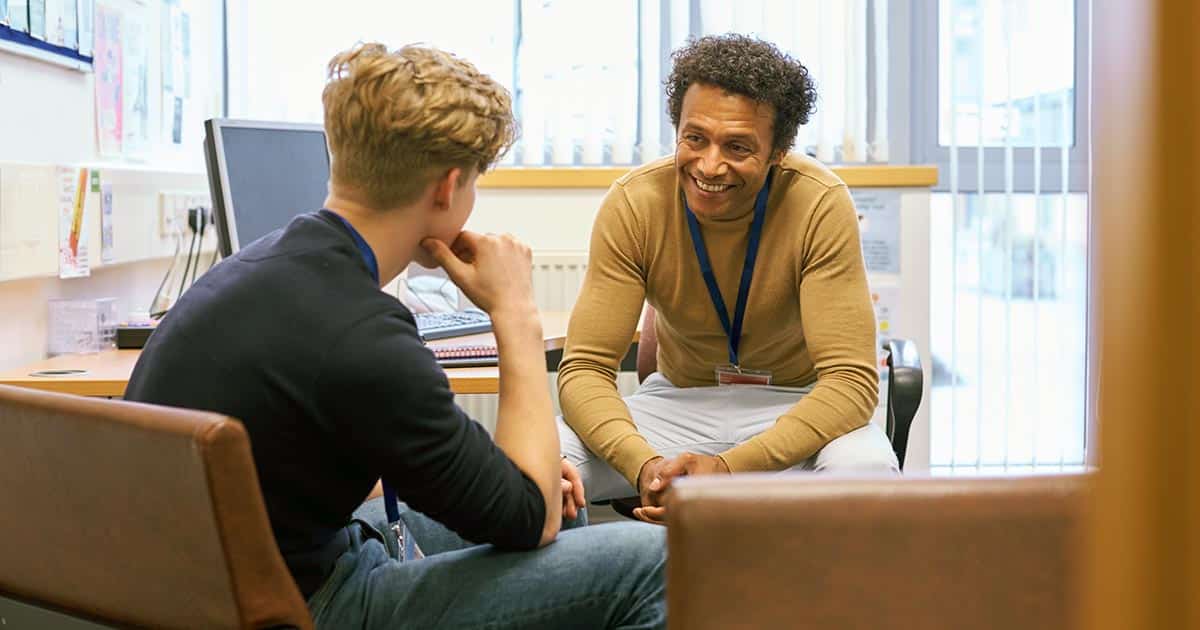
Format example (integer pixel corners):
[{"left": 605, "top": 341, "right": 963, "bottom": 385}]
[{"left": 602, "top": 307, "right": 924, "bottom": 518}]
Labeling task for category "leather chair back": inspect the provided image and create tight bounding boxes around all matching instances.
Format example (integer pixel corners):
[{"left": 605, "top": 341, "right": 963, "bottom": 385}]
[
  {"left": 0, "top": 385, "right": 312, "bottom": 629},
  {"left": 668, "top": 474, "right": 1088, "bottom": 630}
]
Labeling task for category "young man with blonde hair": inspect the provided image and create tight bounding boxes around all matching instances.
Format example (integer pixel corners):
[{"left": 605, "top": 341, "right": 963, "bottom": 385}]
[{"left": 127, "top": 42, "right": 665, "bottom": 628}]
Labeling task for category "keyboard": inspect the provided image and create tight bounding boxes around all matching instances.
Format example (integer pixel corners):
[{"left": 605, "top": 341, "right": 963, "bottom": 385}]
[{"left": 414, "top": 310, "right": 493, "bottom": 340}]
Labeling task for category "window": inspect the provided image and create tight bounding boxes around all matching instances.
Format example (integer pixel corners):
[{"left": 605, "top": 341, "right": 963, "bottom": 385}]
[
  {"left": 911, "top": 0, "right": 1091, "bottom": 474},
  {"left": 224, "top": 0, "right": 886, "bottom": 166}
]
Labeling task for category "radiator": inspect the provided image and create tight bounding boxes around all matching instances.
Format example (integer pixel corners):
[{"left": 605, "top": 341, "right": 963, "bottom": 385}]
[
  {"left": 457, "top": 251, "right": 640, "bottom": 433},
  {"left": 530, "top": 251, "right": 589, "bottom": 312}
]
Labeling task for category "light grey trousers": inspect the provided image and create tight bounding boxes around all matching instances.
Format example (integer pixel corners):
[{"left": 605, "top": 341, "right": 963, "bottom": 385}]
[{"left": 558, "top": 372, "right": 900, "bottom": 502}]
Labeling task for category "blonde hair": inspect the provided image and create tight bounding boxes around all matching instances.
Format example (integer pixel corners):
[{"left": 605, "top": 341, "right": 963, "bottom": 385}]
[{"left": 322, "top": 42, "right": 517, "bottom": 208}]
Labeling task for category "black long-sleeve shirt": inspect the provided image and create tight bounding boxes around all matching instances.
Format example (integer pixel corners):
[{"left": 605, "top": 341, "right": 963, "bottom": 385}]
[{"left": 125, "top": 211, "right": 544, "bottom": 597}]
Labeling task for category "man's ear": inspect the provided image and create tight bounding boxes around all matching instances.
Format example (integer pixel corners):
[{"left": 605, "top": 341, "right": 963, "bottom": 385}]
[
  {"left": 431, "top": 167, "right": 463, "bottom": 211},
  {"left": 769, "top": 148, "right": 786, "bottom": 165}
]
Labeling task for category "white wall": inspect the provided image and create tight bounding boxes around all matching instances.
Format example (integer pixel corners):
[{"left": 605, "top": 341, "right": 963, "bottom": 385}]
[{"left": 0, "top": 0, "right": 219, "bottom": 369}]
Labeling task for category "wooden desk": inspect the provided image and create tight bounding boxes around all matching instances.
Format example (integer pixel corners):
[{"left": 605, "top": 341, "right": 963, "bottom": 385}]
[{"left": 0, "top": 311, "right": 607, "bottom": 398}]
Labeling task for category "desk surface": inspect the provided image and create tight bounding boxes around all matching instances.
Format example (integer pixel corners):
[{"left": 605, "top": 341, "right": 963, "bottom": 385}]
[{"left": 0, "top": 311, "right": 604, "bottom": 397}]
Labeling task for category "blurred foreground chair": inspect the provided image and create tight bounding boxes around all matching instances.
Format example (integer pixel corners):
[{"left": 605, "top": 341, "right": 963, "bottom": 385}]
[
  {"left": 667, "top": 473, "right": 1089, "bottom": 630},
  {"left": 0, "top": 384, "right": 312, "bottom": 629}
]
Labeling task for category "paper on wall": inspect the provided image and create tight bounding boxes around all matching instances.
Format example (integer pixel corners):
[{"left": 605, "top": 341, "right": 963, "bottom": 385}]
[
  {"left": 852, "top": 188, "right": 902, "bottom": 275},
  {"left": 27, "top": 0, "right": 45, "bottom": 39},
  {"left": 77, "top": 0, "right": 93, "bottom": 55},
  {"left": 93, "top": 3, "right": 122, "bottom": 156},
  {"left": 58, "top": 166, "right": 90, "bottom": 278},
  {"left": 100, "top": 179, "right": 114, "bottom": 264},
  {"left": 121, "top": 12, "right": 150, "bottom": 158},
  {"left": 8, "top": 0, "right": 29, "bottom": 32}
]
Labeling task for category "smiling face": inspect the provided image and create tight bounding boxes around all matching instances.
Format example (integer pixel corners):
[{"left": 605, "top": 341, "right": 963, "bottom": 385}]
[{"left": 675, "top": 83, "right": 781, "bottom": 219}]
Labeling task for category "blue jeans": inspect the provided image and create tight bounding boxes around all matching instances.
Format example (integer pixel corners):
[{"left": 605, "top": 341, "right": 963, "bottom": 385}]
[{"left": 307, "top": 498, "right": 666, "bottom": 629}]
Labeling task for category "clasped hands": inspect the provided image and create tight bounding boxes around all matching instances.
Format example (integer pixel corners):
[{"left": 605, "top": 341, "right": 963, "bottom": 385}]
[{"left": 632, "top": 453, "right": 729, "bottom": 524}]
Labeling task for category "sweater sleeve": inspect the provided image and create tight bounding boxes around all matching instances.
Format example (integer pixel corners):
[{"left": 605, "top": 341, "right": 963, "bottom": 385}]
[
  {"left": 317, "top": 311, "right": 545, "bottom": 550},
  {"left": 720, "top": 184, "right": 880, "bottom": 471},
  {"left": 556, "top": 184, "right": 658, "bottom": 486}
]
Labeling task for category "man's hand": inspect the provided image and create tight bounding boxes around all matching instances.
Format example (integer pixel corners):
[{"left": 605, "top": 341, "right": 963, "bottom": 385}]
[
  {"left": 421, "top": 231, "right": 536, "bottom": 317},
  {"left": 637, "top": 456, "right": 669, "bottom": 506},
  {"left": 633, "top": 453, "right": 730, "bottom": 524},
  {"left": 561, "top": 459, "right": 586, "bottom": 521}
]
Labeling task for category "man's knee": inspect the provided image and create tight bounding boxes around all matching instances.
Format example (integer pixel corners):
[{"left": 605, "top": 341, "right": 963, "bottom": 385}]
[
  {"left": 812, "top": 423, "right": 900, "bottom": 474},
  {"left": 570, "top": 522, "right": 666, "bottom": 575}
]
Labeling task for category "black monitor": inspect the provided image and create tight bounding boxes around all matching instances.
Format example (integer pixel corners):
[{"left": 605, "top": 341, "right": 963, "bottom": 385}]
[{"left": 203, "top": 119, "right": 331, "bottom": 257}]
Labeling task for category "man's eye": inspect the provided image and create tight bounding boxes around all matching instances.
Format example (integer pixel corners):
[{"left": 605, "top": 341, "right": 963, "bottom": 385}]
[
  {"left": 685, "top": 134, "right": 703, "bottom": 143},
  {"left": 730, "top": 144, "right": 751, "bottom": 154}
]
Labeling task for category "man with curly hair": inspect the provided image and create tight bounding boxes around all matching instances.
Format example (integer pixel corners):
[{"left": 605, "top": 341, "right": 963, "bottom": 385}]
[
  {"left": 558, "top": 34, "right": 898, "bottom": 524},
  {"left": 127, "top": 42, "right": 665, "bottom": 628}
]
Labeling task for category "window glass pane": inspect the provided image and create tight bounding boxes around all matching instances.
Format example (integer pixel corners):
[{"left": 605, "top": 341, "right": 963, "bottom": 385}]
[
  {"left": 231, "top": 0, "right": 515, "bottom": 125},
  {"left": 928, "top": 192, "right": 1088, "bottom": 472},
  {"left": 938, "top": 0, "right": 1074, "bottom": 147},
  {"left": 514, "top": 0, "right": 639, "bottom": 165}
]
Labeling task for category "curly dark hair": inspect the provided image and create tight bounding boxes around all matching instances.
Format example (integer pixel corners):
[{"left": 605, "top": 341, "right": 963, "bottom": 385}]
[{"left": 666, "top": 34, "right": 818, "bottom": 155}]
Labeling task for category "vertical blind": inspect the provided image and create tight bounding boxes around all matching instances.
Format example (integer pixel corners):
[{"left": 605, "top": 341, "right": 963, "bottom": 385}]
[
  {"left": 931, "top": 0, "right": 1087, "bottom": 474},
  {"left": 227, "top": 0, "right": 886, "bottom": 166}
]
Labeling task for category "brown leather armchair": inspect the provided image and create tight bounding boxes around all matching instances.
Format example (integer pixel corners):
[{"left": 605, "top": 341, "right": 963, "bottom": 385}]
[
  {"left": 666, "top": 473, "right": 1088, "bottom": 630},
  {"left": 0, "top": 384, "right": 312, "bottom": 629}
]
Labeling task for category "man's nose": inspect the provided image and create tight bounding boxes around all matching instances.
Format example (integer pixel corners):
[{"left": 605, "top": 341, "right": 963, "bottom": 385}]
[{"left": 695, "top": 145, "right": 729, "bottom": 179}]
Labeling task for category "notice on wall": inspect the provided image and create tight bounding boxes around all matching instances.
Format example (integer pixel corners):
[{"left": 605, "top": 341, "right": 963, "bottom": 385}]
[
  {"left": 871, "top": 284, "right": 901, "bottom": 404},
  {"left": 100, "top": 180, "right": 114, "bottom": 264},
  {"left": 121, "top": 13, "right": 150, "bottom": 158},
  {"left": 160, "top": 0, "right": 192, "bottom": 144},
  {"left": 57, "top": 166, "right": 90, "bottom": 278},
  {"left": 77, "top": 0, "right": 93, "bottom": 56},
  {"left": 93, "top": 3, "right": 122, "bottom": 156},
  {"left": 852, "top": 189, "right": 901, "bottom": 275},
  {"left": 871, "top": 285, "right": 900, "bottom": 339},
  {"left": 8, "top": 0, "right": 29, "bottom": 33}
]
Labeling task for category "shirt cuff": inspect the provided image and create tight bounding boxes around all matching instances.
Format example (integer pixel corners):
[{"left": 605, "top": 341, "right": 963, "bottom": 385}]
[{"left": 612, "top": 437, "right": 661, "bottom": 489}]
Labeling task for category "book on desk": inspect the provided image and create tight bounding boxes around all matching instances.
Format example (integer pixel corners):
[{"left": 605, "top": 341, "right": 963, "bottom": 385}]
[{"left": 432, "top": 344, "right": 498, "bottom": 368}]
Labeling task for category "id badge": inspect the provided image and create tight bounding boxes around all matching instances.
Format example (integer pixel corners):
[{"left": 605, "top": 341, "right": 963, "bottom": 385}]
[
  {"left": 716, "top": 365, "right": 772, "bottom": 386},
  {"left": 391, "top": 521, "right": 425, "bottom": 562}
]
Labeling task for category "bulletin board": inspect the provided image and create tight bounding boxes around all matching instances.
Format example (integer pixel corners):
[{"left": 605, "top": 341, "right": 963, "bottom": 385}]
[{"left": 0, "top": 1, "right": 95, "bottom": 71}]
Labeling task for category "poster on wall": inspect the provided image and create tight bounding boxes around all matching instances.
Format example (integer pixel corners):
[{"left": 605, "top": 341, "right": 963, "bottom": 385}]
[
  {"left": 160, "top": 0, "right": 191, "bottom": 145},
  {"left": 8, "top": 0, "right": 28, "bottom": 32},
  {"left": 44, "top": 0, "right": 62, "bottom": 45},
  {"left": 100, "top": 181, "right": 114, "bottom": 264},
  {"left": 870, "top": 284, "right": 902, "bottom": 405},
  {"left": 76, "top": 0, "right": 93, "bottom": 56},
  {"left": 122, "top": 13, "right": 150, "bottom": 158},
  {"left": 93, "top": 3, "right": 121, "bottom": 156},
  {"left": 28, "top": 0, "right": 45, "bottom": 39},
  {"left": 62, "top": 0, "right": 78, "bottom": 50},
  {"left": 57, "top": 166, "right": 91, "bottom": 279},
  {"left": 852, "top": 189, "right": 902, "bottom": 275}
]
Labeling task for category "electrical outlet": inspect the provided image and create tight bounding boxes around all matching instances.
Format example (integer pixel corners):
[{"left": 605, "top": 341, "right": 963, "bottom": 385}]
[{"left": 159, "top": 191, "right": 210, "bottom": 236}]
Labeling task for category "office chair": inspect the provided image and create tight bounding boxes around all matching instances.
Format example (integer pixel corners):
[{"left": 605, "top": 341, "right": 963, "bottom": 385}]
[
  {"left": 0, "top": 384, "right": 312, "bottom": 630},
  {"left": 605, "top": 306, "right": 924, "bottom": 518}
]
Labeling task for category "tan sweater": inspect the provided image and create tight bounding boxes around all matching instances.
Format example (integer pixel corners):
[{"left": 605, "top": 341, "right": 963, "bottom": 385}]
[{"left": 557, "top": 154, "right": 879, "bottom": 485}]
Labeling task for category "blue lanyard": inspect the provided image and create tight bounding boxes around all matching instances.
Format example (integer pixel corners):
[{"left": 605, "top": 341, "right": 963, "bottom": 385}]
[
  {"left": 321, "top": 209, "right": 401, "bottom": 525},
  {"left": 683, "top": 171, "right": 772, "bottom": 368}
]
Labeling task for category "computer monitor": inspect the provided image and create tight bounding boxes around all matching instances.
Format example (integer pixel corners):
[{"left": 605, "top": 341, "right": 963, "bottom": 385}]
[{"left": 204, "top": 119, "right": 331, "bottom": 257}]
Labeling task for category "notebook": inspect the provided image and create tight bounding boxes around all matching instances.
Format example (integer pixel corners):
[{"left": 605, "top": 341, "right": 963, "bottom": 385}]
[{"left": 432, "top": 344, "right": 498, "bottom": 368}]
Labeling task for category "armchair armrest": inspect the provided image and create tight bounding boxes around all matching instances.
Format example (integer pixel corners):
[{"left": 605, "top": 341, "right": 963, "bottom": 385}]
[
  {"left": 666, "top": 474, "right": 1088, "bottom": 630},
  {"left": 883, "top": 337, "right": 923, "bottom": 468}
]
